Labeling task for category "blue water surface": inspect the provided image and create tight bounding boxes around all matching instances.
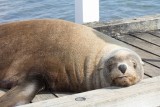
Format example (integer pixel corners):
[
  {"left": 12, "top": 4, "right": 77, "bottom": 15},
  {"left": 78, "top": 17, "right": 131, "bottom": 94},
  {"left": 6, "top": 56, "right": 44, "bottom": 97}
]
[{"left": 0, "top": 0, "right": 160, "bottom": 23}]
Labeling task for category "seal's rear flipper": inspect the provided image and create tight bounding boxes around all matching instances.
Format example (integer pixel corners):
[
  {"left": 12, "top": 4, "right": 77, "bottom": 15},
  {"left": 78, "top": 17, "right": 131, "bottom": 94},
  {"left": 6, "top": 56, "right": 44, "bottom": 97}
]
[{"left": 0, "top": 78, "right": 44, "bottom": 107}]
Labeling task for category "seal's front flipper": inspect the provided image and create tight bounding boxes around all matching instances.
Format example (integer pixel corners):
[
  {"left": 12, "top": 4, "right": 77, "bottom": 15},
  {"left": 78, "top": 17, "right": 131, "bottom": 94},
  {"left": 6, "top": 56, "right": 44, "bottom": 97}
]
[{"left": 0, "top": 79, "right": 44, "bottom": 107}]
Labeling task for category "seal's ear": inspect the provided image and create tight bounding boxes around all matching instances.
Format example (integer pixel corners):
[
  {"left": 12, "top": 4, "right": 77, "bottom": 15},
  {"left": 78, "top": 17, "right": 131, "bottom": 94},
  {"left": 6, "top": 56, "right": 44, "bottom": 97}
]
[
  {"left": 141, "top": 61, "right": 145, "bottom": 66},
  {"left": 138, "top": 59, "right": 145, "bottom": 66},
  {"left": 135, "top": 54, "right": 144, "bottom": 66},
  {"left": 130, "top": 59, "right": 137, "bottom": 68},
  {"left": 140, "top": 58, "right": 145, "bottom": 66}
]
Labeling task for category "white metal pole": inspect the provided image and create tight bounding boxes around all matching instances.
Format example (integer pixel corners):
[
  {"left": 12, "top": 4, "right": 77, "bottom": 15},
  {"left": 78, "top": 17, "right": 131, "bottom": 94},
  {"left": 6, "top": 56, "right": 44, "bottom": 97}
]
[{"left": 75, "top": 0, "right": 99, "bottom": 24}]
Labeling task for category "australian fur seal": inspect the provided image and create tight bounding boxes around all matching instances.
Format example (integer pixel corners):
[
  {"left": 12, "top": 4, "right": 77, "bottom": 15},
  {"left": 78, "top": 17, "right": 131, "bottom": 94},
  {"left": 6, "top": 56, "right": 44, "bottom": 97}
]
[{"left": 0, "top": 19, "right": 144, "bottom": 106}]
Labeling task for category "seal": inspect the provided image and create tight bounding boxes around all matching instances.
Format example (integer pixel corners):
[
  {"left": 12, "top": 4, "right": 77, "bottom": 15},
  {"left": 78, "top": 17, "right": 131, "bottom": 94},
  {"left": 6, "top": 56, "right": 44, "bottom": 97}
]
[{"left": 0, "top": 19, "right": 144, "bottom": 106}]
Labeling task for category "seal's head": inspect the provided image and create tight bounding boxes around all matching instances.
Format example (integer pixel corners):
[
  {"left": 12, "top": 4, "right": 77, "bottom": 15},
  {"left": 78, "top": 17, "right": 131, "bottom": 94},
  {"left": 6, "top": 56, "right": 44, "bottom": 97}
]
[{"left": 101, "top": 49, "right": 144, "bottom": 87}]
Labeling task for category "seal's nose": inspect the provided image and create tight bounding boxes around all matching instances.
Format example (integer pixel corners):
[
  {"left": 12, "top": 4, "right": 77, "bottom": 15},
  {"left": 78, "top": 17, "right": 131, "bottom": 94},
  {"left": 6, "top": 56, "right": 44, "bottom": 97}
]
[{"left": 118, "top": 64, "right": 127, "bottom": 74}]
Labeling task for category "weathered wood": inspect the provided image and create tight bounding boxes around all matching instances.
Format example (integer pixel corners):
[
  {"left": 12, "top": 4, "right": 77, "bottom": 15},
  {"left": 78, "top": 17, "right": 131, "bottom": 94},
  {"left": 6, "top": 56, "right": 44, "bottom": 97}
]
[
  {"left": 143, "top": 62, "right": 160, "bottom": 77},
  {"left": 19, "top": 76, "right": 160, "bottom": 107},
  {"left": 131, "top": 33, "right": 160, "bottom": 46},
  {"left": 148, "top": 30, "right": 160, "bottom": 37},
  {"left": 87, "top": 14, "right": 160, "bottom": 37},
  {"left": 32, "top": 91, "right": 57, "bottom": 102},
  {"left": 117, "top": 34, "right": 160, "bottom": 56}
]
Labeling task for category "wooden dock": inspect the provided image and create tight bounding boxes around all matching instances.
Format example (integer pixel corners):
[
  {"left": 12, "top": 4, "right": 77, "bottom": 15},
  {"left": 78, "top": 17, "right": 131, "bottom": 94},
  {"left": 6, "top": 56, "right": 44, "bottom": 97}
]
[{"left": 1, "top": 15, "right": 160, "bottom": 106}]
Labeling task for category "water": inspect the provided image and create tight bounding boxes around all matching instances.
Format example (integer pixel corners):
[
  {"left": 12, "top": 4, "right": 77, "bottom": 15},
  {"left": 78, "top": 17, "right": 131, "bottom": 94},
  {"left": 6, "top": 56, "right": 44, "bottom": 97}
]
[{"left": 0, "top": 0, "right": 160, "bottom": 23}]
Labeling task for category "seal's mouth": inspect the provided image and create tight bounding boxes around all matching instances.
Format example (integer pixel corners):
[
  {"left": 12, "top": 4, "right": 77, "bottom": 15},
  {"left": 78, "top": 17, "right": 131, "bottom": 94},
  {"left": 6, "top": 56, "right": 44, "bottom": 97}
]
[
  {"left": 112, "top": 76, "right": 136, "bottom": 87},
  {"left": 115, "top": 76, "right": 128, "bottom": 79}
]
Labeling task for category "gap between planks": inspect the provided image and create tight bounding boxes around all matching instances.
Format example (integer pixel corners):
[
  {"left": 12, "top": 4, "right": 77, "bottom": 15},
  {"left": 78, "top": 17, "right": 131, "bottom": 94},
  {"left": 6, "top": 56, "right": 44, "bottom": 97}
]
[
  {"left": 129, "top": 33, "right": 160, "bottom": 47},
  {"left": 118, "top": 34, "right": 160, "bottom": 57},
  {"left": 148, "top": 30, "right": 160, "bottom": 38}
]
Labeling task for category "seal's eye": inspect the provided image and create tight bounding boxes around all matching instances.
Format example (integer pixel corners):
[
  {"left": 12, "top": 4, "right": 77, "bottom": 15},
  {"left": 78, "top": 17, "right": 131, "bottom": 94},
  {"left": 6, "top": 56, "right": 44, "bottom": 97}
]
[
  {"left": 105, "top": 56, "right": 117, "bottom": 72},
  {"left": 132, "top": 61, "right": 137, "bottom": 68},
  {"left": 105, "top": 63, "right": 113, "bottom": 72},
  {"left": 108, "top": 64, "right": 113, "bottom": 72},
  {"left": 133, "top": 61, "right": 137, "bottom": 68},
  {"left": 130, "top": 59, "right": 137, "bottom": 69}
]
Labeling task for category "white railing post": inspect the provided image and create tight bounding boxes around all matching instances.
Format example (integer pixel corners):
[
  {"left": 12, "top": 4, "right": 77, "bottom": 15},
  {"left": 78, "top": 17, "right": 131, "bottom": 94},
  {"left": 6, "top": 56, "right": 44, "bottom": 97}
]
[{"left": 75, "top": 0, "right": 99, "bottom": 24}]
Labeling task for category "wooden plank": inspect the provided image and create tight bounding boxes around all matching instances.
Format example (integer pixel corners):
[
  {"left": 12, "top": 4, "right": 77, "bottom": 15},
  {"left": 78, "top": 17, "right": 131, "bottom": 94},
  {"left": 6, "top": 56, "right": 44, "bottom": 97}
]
[
  {"left": 131, "top": 47, "right": 160, "bottom": 68},
  {"left": 143, "top": 62, "right": 160, "bottom": 77},
  {"left": 131, "top": 33, "right": 160, "bottom": 46},
  {"left": 148, "top": 30, "right": 160, "bottom": 37},
  {"left": 117, "top": 34, "right": 160, "bottom": 56},
  {"left": 32, "top": 91, "right": 57, "bottom": 102},
  {"left": 116, "top": 34, "right": 160, "bottom": 68},
  {"left": 19, "top": 76, "right": 160, "bottom": 107}
]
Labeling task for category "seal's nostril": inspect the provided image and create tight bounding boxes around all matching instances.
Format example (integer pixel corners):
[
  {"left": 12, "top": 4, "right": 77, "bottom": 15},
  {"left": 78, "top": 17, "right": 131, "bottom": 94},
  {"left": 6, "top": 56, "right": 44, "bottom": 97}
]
[{"left": 118, "top": 64, "right": 127, "bottom": 74}]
